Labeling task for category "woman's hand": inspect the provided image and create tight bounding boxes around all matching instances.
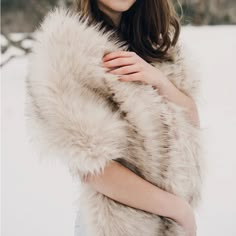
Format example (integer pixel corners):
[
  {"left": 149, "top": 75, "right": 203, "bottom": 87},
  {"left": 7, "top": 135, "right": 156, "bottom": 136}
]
[
  {"left": 103, "top": 51, "right": 200, "bottom": 128},
  {"left": 182, "top": 205, "right": 197, "bottom": 236},
  {"left": 175, "top": 199, "right": 197, "bottom": 236},
  {"left": 102, "top": 50, "right": 166, "bottom": 87},
  {"left": 78, "top": 166, "right": 197, "bottom": 236}
]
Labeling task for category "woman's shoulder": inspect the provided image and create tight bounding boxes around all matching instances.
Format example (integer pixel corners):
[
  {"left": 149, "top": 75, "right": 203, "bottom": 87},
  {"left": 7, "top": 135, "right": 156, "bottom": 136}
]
[{"left": 151, "top": 40, "right": 201, "bottom": 102}]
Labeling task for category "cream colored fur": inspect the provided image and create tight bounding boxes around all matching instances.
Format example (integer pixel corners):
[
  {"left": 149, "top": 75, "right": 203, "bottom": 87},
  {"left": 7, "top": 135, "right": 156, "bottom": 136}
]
[{"left": 25, "top": 7, "right": 204, "bottom": 236}]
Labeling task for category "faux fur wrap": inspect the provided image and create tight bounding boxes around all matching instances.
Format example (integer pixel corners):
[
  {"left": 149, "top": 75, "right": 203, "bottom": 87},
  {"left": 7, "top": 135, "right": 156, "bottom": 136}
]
[{"left": 25, "top": 7, "right": 204, "bottom": 236}]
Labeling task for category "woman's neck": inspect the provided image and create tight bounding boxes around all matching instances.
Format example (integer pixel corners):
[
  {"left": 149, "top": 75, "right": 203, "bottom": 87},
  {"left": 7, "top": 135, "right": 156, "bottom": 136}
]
[{"left": 97, "top": 2, "right": 122, "bottom": 27}]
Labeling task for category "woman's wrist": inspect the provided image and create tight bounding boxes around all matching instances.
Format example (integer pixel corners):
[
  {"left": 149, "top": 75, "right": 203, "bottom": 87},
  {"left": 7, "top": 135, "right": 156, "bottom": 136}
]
[
  {"left": 150, "top": 70, "right": 167, "bottom": 89},
  {"left": 174, "top": 198, "right": 197, "bottom": 235},
  {"left": 155, "top": 192, "right": 190, "bottom": 224},
  {"left": 151, "top": 187, "right": 188, "bottom": 222},
  {"left": 170, "top": 196, "right": 193, "bottom": 227}
]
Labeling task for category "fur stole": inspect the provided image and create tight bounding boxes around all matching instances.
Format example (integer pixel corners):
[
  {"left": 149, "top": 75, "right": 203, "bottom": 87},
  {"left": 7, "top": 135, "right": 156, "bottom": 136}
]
[{"left": 25, "top": 7, "right": 204, "bottom": 236}]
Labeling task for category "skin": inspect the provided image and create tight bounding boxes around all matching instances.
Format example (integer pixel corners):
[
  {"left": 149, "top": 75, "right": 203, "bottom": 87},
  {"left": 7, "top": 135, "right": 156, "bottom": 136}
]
[
  {"left": 103, "top": 50, "right": 200, "bottom": 128},
  {"left": 81, "top": 1, "right": 200, "bottom": 236},
  {"left": 97, "top": 0, "right": 136, "bottom": 27}
]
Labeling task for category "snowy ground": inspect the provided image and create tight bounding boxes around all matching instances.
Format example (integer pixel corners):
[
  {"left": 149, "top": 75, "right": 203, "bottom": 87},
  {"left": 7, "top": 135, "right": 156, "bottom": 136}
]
[{"left": 2, "top": 26, "right": 236, "bottom": 236}]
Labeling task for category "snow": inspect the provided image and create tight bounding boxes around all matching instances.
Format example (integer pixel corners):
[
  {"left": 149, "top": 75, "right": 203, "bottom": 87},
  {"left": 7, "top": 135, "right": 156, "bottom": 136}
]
[
  {"left": 1, "top": 26, "right": 236, "bottom": 236},
  {"left": 2, "top": 50, "right": 76, "bottom": 236},
  {"left": 21, "top": 39, "right": 34, "bottom": 49},
  {"left": 1, "top": 34, "right": 8, "bottom": 47},
  {"left": 6, "top": 32, "right": 30, "bottom": 42}
]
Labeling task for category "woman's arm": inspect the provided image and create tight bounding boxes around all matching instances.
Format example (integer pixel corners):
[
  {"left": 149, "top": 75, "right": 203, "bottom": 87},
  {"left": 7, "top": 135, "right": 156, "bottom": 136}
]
[
  {"left": 81, "top": 160, "right": 195, "bottom": 232},
  {"left": 102, "top": 50, "right": 200, "bottom": 129},
  {"left": 153, "top": 77, "right": 200, "bottom": 128}
]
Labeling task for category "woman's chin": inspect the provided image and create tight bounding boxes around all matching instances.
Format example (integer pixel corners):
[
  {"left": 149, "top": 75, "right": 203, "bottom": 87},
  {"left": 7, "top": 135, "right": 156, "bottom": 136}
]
[{"left": 101, "top": 0, "right": 136, "bottom": 13}]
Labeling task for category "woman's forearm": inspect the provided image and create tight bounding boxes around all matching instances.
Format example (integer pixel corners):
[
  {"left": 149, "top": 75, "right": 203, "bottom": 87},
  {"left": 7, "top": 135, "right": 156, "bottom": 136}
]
[
  {"left": 81, "top": 160, "right": 188, "bottom": 223},
  {"left": 153, "top": 77, "right": 200, "bottom": 128}
]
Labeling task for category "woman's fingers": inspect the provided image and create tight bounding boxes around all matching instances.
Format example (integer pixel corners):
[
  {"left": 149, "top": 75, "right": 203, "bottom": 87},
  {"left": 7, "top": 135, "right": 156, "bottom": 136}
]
[
  {"left": 102, "top": 51, "right": 145, "bottom": 83},
  {"left": 103, "top": 51, "right": 135, "bottom": 62},
  {"left": 103, "top": 57, "right": 135, "bottom": 68},
  {"left": 119, "top": 72, "right": 143, "bottom": 82},
  {"left": 109, "top": 64, "right": 140, "bottom": 75}
]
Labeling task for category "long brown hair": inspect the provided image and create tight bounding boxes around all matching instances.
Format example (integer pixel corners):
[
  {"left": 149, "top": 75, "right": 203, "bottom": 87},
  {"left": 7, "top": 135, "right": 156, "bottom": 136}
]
[{"left": 73, "top": 0, "right": 181, "bottom": 62}]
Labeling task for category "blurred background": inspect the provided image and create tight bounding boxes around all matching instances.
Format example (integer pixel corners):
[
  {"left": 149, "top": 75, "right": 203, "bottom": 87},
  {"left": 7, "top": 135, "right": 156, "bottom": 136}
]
[
  {"left": 1, "top": 1, "right": 236, "bottom": 236},
  {"left": 1, "top": 0, "right": 236, "bottom": 66}
]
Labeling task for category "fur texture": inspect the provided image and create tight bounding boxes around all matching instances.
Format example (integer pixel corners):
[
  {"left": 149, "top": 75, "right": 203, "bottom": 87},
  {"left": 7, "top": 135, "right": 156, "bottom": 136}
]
[{"left": 25, "top": 7, "right": 204, "bottom": 236}]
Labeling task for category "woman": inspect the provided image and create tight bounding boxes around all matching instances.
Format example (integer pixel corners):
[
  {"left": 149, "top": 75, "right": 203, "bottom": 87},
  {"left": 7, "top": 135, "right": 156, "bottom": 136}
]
[
  {"left": 25, "top": 0, "right": 203, "bottom": 235},
  {"left": 74, "top": 1, "right": 199, "bottom": 236}
]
